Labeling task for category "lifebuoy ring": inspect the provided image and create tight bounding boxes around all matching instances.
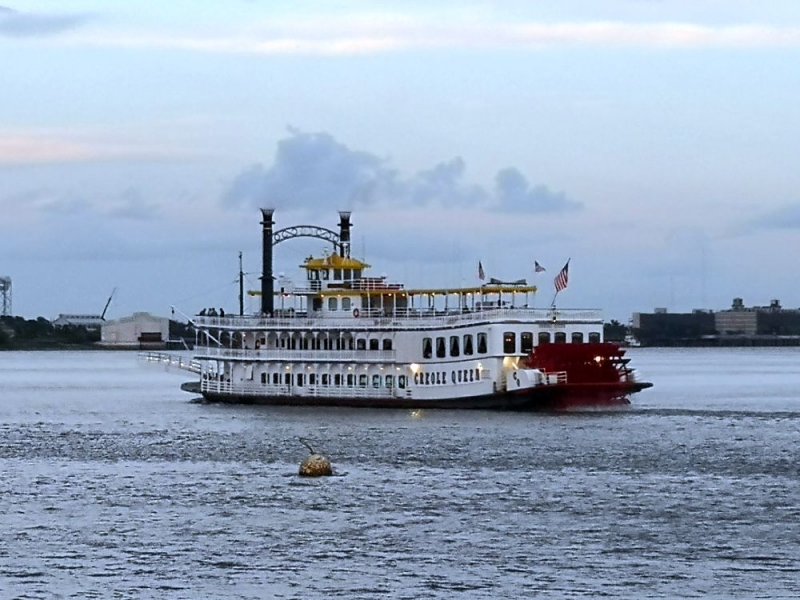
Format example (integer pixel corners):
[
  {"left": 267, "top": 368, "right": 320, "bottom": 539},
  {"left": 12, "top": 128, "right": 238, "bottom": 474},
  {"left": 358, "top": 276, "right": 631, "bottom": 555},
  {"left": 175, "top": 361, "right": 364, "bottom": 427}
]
[{"left": 353, "top": 308, "right": 360, "bottom": 318}]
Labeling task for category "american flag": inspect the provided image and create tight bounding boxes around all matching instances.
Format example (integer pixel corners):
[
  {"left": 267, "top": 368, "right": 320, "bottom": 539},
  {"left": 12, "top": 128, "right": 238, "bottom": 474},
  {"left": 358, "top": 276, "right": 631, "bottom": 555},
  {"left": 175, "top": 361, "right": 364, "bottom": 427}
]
[
  {"left": 534, "top": 261, "right": 546, "bottom": 273},
  {"left": 478, "top": 261, "right": 485, "bottom": 281},
  {"left": 554, "top": 260, "right": 569, "bottom": 292}
]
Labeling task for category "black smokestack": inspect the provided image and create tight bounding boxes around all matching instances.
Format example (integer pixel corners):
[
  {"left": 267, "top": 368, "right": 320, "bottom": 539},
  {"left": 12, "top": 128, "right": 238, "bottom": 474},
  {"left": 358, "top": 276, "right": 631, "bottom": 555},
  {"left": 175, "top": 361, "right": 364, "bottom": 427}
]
[
  {"left": 338, "top": 211, "right": 352, "bottom": 257},
  {"left": 260, "top": 208, "right": 275, "bottom": 315}
]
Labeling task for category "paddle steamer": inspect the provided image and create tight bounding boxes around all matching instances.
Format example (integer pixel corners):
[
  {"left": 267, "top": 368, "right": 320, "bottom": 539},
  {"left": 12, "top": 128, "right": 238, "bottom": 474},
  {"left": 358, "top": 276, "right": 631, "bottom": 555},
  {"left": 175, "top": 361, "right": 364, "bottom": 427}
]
[{"left": 164, "top": 210, "right": 651, "bottom": 409}]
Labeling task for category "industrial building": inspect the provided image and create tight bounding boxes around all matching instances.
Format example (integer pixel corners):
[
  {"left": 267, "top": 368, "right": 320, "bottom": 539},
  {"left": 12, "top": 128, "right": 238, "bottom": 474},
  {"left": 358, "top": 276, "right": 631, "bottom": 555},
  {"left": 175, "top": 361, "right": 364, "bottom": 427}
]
[
  {"left": 100, "top": 312, "right": 170, "bottom": 349},
  {"left": 52, "top": 314, "right": 105, "bottom": 331},
  {"left": 632, "top": 298, "right": 800, "bottom": 346}
]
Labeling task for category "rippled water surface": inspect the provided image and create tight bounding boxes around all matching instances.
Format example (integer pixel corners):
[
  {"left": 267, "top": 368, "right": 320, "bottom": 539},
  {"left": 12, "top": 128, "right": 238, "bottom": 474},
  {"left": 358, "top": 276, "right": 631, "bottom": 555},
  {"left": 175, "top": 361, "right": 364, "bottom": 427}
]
[{"left": 2, "top": 349, "right": 800, "bottom": 598}]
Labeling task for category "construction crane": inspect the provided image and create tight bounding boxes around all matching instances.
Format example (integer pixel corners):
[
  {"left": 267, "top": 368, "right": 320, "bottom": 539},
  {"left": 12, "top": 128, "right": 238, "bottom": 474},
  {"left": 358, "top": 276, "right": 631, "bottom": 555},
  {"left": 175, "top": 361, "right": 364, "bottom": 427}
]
[{"left": 101, "top": 287, "right": 116, "bottom": 320}]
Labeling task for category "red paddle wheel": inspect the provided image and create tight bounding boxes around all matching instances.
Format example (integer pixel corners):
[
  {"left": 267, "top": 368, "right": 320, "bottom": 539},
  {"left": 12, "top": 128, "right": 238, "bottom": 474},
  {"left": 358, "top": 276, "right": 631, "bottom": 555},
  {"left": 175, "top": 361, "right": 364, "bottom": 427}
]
[{"left": 523, "top": 342, "right": 652, "bottom": 408}]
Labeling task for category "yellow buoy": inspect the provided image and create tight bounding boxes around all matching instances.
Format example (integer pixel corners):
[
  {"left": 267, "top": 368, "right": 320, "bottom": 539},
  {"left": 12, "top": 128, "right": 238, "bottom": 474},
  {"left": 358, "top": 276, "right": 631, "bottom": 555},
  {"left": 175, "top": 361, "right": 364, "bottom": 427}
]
[{"left": 298, "top": 438, "right": 332, "bottom": 477}]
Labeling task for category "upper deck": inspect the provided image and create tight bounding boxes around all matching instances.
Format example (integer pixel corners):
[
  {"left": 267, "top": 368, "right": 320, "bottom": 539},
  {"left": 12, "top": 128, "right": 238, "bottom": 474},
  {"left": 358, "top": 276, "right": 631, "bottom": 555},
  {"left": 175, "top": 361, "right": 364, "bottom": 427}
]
[{"left": 192, "top": 306, "right": 603, "bottom": 332}]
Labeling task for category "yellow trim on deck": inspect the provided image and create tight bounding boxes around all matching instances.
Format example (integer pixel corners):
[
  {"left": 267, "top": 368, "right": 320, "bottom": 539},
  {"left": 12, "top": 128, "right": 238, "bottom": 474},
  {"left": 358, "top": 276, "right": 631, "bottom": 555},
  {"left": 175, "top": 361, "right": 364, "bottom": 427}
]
[
  {"left": 301, "top": 253, "right": 370, "bottom": 270},
  {"left": 316, "top": 285, "right": 537, "bottom": 297}
]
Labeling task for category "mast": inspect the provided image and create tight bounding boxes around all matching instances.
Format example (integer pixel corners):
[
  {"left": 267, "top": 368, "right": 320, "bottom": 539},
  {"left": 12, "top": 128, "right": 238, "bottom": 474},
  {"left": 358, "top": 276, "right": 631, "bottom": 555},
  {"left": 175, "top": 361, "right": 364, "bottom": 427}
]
[{"left": 238, "top": 251, "right": 244, "bottom": 316}]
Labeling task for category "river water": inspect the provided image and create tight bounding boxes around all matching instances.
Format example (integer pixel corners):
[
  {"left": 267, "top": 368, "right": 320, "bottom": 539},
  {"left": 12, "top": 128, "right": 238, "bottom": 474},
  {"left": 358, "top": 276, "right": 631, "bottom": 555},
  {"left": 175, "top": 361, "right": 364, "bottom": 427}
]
[{"left": 1, "top": 348, "right": 799, "bottom": 599}]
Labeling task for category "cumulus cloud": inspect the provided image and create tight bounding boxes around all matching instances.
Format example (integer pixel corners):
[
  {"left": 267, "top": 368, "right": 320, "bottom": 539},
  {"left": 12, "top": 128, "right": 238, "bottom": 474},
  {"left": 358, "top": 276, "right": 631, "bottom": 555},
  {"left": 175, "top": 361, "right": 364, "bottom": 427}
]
[
  {"left": 223, "top": 129, "right": 579, "bottom": 214},
  {"left": 0, "top": 6, "right": 89, "bottom": 37},
  {"left": 495, "top": 168, "right": 581, "bottom": 213}
]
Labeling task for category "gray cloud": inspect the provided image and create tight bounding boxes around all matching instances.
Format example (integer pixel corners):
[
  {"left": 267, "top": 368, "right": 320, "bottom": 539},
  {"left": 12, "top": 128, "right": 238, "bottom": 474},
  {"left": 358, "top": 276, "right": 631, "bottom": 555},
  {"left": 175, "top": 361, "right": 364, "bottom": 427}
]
[
  {"left": 495, "top": 168, "right": 582, "bottom": 213},
  {"left": 0, "top": 6, "right": 90, "bottom": 37},
  {"left": 223, "top": 129, "right": 398, "bottom": 210},
  {"left": 223, "top": 129, "right": 580, "bottom": 214},
  {"left": 107, "top": 188, "right": 160, "bottom": 220},
  {"left": 749, "top": 204, "right": 800, "bottom": 230}
]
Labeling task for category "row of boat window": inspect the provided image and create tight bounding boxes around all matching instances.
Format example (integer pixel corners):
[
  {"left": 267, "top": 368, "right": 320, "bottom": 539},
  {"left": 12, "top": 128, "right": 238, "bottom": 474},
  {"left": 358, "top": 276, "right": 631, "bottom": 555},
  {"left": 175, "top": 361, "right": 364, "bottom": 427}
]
[
  {"left": 414, "top": 368, "right": 481, "bottom": 386},
  {"left": 259, "top": 371, "right": 408, "bottom": 389},
  {"left": 308, "top": 269, "right": 362, "bottom": 282},
  {"left": 327, "top": 297, "right": 354, "bottom": 311},
  {"left": 261, "top": 336, "right": 392, "bottom": 351},
  {"left": 422, "top": 331, "right": 601, "bottom": 358}
]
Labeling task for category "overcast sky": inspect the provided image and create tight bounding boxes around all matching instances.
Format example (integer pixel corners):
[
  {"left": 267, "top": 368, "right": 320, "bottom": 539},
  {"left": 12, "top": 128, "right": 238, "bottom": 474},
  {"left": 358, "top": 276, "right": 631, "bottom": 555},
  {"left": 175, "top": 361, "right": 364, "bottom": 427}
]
[{"left": 2, "top": 1, "right": 800, "bottom": 322}]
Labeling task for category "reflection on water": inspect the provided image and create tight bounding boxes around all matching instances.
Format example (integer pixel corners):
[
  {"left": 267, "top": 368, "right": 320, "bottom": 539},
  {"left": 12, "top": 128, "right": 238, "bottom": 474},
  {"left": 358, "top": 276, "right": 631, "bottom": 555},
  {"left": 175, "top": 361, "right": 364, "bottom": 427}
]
[{"left": 1, "top": 349, "right": 799, "bottom": 598}]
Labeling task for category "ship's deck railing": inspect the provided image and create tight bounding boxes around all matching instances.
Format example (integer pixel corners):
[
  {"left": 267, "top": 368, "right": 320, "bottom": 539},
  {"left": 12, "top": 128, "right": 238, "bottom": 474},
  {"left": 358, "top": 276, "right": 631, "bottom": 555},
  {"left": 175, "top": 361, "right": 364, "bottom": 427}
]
[
  {"left": 138, "top": 351, "right": 202, "bottom": 374},
  {"left": 200, "top": 379, "right": 399, "bottom": 398},
  {"left": 192, "top": 307, "right": 602, "bottom": 330},
  {"left": 196, "top": 348, "right": 397, "bottom": 362}
]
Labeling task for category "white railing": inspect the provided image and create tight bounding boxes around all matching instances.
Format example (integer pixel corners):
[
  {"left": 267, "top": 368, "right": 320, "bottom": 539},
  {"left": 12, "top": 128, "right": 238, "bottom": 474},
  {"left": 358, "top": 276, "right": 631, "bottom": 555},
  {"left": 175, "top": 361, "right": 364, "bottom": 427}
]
[
  {"left": 195, "top": 348, "right": 397, "bottom": 362},
  {"left": 138, "top": 351, "right": 202, "bottom": 374},
  {"left": 192, "top": 307, "right": 603, "bottom": 331},
  {"left": 200, "top": 379, "right": 400, "bottom": 399}
]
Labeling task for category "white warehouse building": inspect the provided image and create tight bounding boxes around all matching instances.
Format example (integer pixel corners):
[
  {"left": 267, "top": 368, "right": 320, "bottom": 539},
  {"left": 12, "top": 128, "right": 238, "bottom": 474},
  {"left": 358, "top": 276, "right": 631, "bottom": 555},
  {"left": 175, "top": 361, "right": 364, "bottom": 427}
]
[{"left": 100, "top": 312, "right": 170, "bottom": 349}]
